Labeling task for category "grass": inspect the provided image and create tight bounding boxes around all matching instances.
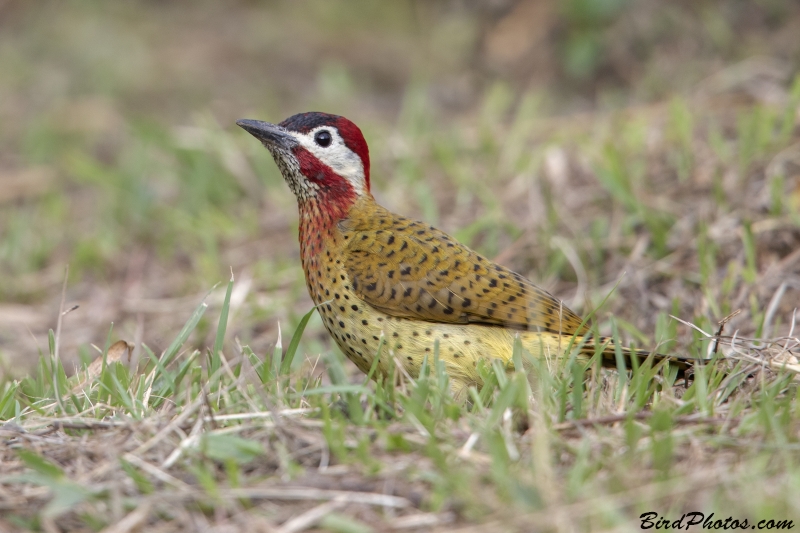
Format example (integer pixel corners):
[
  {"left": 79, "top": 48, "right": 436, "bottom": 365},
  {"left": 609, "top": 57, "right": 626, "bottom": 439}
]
[
  {"left": 2, "top": 1, "right": 800, "bottom": 531},
  {"left": 1, "top": 273, "right": 799, "bottom": 531}
]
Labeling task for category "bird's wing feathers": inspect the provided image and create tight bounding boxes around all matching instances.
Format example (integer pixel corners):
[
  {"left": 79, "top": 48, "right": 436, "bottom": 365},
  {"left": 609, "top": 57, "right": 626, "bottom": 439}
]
[{"left": 342, "top": 214, "right": 588, "bottom": 335}]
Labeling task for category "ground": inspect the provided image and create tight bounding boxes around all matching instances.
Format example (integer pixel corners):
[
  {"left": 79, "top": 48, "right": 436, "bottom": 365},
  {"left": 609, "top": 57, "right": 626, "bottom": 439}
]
[{"left": 0, "top": 1, "right": 799, "bottom": 531}]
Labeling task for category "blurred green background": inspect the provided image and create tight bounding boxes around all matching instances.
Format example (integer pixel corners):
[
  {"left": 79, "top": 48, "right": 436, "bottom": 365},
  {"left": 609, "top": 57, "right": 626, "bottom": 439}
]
[{"left": 1, "top": 0, "right": 799, "bottom": 376}]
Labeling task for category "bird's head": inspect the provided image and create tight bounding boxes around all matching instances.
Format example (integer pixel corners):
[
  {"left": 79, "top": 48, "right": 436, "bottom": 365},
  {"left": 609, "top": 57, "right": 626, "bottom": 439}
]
[{"left": 237, "top": 112, "right": 371, "bottom": 206}]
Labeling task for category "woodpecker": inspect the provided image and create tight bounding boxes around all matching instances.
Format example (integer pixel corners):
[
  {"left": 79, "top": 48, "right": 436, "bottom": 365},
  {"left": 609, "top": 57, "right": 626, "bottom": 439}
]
[{"left": 237, "top": 112, "right": 694, "bottom": 396}]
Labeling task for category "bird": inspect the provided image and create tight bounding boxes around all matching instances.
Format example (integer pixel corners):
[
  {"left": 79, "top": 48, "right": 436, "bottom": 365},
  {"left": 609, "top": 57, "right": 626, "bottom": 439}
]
[{"left": 236, "top": 112, "right": 695, "bottom": 397}]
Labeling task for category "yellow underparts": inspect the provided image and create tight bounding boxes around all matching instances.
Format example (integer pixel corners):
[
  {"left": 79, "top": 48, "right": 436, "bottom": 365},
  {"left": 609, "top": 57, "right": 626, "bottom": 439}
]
[{"left": 317, "top": 302, "right": 588, "bottom": 397}]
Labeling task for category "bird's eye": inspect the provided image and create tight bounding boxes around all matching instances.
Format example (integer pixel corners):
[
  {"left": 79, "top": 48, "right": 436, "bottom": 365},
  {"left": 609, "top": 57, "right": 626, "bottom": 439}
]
[{"left": 314, "top": 130, "right": 332, "bottom": 147}]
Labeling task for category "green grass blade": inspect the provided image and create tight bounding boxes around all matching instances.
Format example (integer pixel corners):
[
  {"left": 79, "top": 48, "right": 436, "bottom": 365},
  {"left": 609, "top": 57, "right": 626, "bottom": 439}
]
[
  {"left": 212, "top": 271, "right": 235, "bottom": 374},
  {"left": 281, "top": 307, "right": 316, "bottom": 375},
  {"left": 161, "top": 299, "right": 209, "bottom": 369}
]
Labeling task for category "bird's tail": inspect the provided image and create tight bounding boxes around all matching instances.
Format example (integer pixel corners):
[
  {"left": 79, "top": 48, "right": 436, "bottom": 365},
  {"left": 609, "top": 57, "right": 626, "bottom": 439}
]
[
  {"left": 513, "top": 331, "right": 699, "bottom": 377},
  {"left": 585, "top": 336, "right": 696, "bottom": 375}
]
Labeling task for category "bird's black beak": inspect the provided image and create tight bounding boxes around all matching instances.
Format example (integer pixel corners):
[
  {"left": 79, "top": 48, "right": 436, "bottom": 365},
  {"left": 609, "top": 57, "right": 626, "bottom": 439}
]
[{"left": 236, "top": 119, "right": 297, "bottom": 149}]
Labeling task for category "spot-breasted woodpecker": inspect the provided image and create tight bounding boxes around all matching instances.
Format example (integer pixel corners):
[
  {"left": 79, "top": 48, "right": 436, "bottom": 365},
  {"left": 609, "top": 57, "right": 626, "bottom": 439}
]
[{"left": 237, "top": 112, "right": 694, "bottom": 396}]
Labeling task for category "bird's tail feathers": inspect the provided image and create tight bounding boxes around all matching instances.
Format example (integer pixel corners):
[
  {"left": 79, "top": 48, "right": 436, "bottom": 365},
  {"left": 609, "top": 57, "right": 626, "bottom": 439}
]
[{"left": 583, "top": 335, "right": 696, "bottom": 374}]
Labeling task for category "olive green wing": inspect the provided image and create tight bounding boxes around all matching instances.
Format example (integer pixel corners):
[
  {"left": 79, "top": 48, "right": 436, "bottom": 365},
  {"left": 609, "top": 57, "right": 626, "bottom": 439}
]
[{"left": 342, "top": 215, "right": 587, "bottom": 336}]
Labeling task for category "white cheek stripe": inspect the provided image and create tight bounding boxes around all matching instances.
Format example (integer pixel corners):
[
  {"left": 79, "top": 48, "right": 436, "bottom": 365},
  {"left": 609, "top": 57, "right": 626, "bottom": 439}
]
[{"left": 293, "top": 127, "right": 366, "bottom": 194}]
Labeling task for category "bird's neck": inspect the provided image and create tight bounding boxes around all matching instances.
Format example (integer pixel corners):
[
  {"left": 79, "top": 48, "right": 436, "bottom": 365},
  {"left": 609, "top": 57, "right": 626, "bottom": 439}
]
[{"left": 297, "top": 189, "right": 371, "bottom": 261}]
